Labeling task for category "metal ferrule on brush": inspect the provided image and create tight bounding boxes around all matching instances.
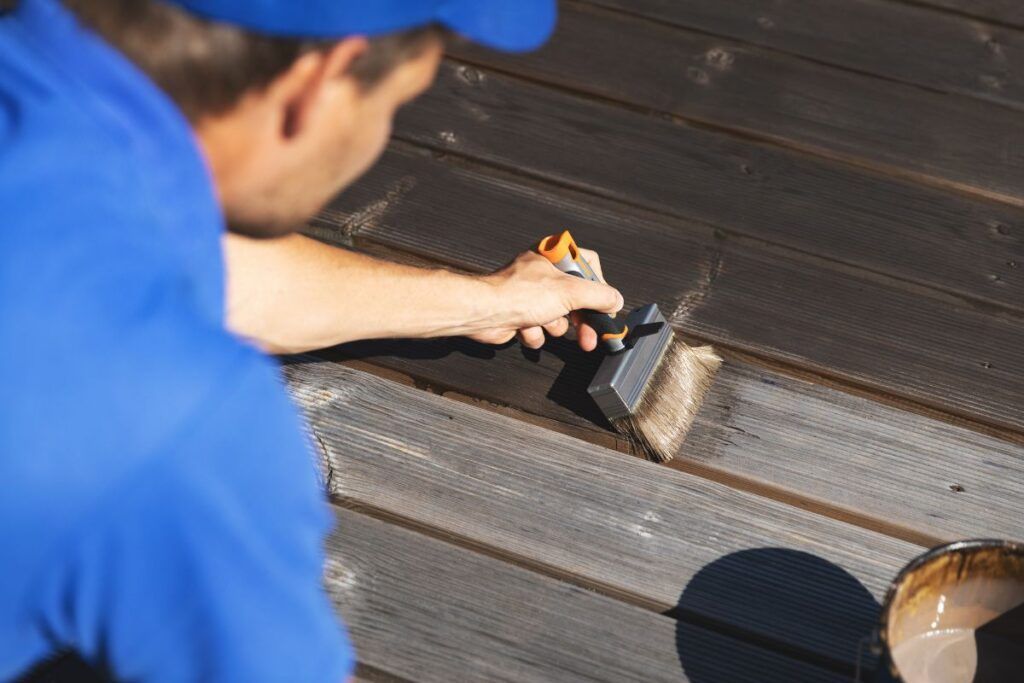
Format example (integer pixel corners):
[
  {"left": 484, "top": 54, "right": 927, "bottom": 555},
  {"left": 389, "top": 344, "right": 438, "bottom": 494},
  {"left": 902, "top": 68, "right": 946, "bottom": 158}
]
[{"left": 587, "top": 304, "right": 673, "bottom": 421}]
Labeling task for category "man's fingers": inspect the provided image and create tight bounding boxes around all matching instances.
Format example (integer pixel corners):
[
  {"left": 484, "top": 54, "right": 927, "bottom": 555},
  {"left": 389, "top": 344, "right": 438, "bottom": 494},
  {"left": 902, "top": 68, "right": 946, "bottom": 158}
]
[
  {"left": 577, "top": 248, "right": 605, "bottom": 282},
  {"left": 518, "top": 326, "right": 546, "bottom": 349},
  {"left": 567, "top": 278, "right": 624, "bottom": 316},
  {"left": 569, "top": 312, "right": 600, "bottom": 352},
  {"left": 576, "top": 323, "right": 598, "bottom": 352},
  {"left": 542, "top": 316, "right": 570, "bottom": 338}
]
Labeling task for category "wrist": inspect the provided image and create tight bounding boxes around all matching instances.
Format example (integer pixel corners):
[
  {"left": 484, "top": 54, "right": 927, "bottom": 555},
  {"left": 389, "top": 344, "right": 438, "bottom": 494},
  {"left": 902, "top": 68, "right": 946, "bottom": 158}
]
[{"left": 430, "top": 267, "right": 509, "bottom": 336}]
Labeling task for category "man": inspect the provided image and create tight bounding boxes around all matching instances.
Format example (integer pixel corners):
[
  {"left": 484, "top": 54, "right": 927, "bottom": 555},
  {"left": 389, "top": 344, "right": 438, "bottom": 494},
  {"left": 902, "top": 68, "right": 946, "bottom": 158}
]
[{"left": 0, "top": 0, "right": 624, "bottom": 680}]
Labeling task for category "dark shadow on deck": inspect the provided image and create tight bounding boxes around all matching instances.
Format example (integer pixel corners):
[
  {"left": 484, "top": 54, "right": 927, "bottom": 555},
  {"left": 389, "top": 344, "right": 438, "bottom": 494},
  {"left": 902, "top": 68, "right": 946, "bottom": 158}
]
[
  {"left": 673, "top": 548, "right": 887, "bottom": 682},
  {"left": 309, "top": 334, "right": 614, "bottom": 429},
  {"left": 319, "top": 336, "right": 501, "bottom": 363},
  {"left": 519, "top": 335, "right": 610, "bottom": 428}
]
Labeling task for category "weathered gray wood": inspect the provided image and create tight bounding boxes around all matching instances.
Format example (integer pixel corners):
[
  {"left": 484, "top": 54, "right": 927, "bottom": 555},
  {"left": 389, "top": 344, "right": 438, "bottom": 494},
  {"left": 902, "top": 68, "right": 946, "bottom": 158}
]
[
  {"left": 320, "top": 332, "right": 1024, "bottom": 546},
  {"left": 394, "top": 63, "right": 1024, "bottom": 313},
  {"left": 445, "top": 3, "right": 1024, "bottom": 204},
  {"left": 328, "top": 508, "right": 850, "bottom": 682},
  {"left": 318, "top": 144, "right": 1024, "bottom": 434},
  {"left": 287, "top": 361, "right": 920, "bottom": 670},
  {"left": 582, "top": 0, "right": 1024, "bottom": 111}
]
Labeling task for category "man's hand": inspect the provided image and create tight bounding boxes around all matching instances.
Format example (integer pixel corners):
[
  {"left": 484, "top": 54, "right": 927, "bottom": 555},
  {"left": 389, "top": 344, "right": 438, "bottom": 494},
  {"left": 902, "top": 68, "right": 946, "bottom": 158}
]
[{"left": 472, "top": 249, "right": 624, "bottom": 351}]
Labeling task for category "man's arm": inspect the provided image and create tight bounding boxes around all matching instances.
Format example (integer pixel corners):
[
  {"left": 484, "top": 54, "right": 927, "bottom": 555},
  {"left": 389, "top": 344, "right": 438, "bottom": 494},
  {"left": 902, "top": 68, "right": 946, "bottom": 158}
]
[{"left": 224, "top": 232, "right": 623, "bottom": 354}]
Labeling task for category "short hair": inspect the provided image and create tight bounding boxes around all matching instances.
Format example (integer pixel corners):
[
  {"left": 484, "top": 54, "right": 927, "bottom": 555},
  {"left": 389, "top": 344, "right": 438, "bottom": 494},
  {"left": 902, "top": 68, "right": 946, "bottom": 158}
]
[{"left": 61, "top": 0, "right": 444, "bottom": 121}]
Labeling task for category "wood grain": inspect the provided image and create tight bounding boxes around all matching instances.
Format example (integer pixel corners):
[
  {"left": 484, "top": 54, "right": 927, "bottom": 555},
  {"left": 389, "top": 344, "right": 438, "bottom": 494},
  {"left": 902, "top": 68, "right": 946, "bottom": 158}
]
[
  {"left": 287, "top": 360, "right": 920, "bottom": 671},
  {"left": 445, "top": 2, "right": 1024, "bottom": 204},
  {"left": 328, "top": 508, "right": 851, "bottom": 682},
  {"left": 582, "top": 0, "right": 1024, "bottom": 110},
  {"left": 319, "top": 332, "right": 1024, "bottom": 546},
  {"left": 393, "top": 63, "right": 1024, "bottom": 313},
  {"left": 317, "top": 144, "right": 1024, "bottom": 434},
  {"left": 913, "top": 0, "right": 1024, "bottom": 27}
]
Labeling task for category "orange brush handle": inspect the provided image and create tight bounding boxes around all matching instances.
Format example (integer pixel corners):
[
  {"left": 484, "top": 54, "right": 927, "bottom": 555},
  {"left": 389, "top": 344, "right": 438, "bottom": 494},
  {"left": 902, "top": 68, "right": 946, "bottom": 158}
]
[
  {"left": 537, "top": 230, "right": 629, "bottom": 352},
  {"left": 537, "top": 230, "right": 601, "bottom": 282}
]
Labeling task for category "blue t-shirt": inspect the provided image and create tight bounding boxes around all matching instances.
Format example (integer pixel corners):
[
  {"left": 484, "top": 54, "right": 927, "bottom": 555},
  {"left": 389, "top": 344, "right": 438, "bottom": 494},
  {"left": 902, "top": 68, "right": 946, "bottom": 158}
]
[{"left": 0, "top": 0, "right": 354, "bottom": 680}]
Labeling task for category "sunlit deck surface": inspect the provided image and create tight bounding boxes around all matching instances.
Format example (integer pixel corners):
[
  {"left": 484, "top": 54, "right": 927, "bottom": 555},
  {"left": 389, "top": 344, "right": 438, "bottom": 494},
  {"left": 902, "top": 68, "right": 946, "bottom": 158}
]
[{"left": 288, "top": 1, "right": 1024, "bottom": 680}]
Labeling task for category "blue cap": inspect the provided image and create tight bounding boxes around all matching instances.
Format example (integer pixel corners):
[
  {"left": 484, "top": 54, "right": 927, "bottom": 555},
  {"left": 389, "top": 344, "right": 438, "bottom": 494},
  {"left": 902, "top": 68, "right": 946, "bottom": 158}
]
[{"left": 162, "top": 0, "right": 557, "bottom": 52}]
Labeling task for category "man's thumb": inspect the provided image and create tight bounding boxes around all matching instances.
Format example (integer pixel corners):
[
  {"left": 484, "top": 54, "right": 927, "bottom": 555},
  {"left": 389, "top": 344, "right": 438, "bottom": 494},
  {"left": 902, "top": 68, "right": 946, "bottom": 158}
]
[{"left": 570, "top": 279, "right": 624, "bottom": 315}]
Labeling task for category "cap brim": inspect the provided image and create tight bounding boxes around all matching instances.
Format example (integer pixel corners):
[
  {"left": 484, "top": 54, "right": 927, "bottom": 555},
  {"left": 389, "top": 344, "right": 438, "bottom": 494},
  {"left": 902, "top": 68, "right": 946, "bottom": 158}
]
[{"left": 436, "top": 0, "right": 557, "bottom": 53}]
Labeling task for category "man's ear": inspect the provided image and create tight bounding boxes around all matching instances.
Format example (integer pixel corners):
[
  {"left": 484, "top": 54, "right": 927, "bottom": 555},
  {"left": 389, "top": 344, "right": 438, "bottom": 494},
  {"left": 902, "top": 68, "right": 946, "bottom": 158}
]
[{"left": 274, "top": 36, "right": 370, "bottom": 139}]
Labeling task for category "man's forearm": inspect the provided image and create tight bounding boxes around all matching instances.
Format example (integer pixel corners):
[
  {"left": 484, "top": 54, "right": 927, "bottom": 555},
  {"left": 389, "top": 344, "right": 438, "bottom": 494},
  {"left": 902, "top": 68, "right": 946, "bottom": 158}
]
[{"left": 224, "top": 233, "right": 501, "bottom": 353}]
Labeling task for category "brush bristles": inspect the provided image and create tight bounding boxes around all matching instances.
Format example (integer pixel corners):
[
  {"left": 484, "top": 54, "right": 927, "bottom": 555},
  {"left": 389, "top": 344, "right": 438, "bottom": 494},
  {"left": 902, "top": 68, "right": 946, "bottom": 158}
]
[{"left": 612, "top": 338, "right": 721, "bottom": 463}]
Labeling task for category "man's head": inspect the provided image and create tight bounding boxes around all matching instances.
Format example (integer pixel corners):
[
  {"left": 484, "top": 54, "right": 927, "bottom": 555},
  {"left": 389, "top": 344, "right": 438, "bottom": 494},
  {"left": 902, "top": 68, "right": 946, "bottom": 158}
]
[{"left": 66, "top": 0, "right": 449, "bottom": 236}]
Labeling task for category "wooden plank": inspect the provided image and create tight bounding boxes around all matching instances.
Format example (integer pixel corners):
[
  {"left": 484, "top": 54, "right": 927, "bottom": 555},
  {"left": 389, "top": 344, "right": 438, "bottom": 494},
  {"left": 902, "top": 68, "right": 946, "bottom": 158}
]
[
  {"left": 582, "top": 0, "right": 1024, "bottom": 110},
  {"left": 316, "top": 144, "right": 1024, "bottom": 434},
  {"left": 394, "top": 63, "right": 1024, "bottom": 313},
  {"left": 321, "top": 334, "right": 1024, "bottom": 546},
  {"left": 287, "top": 361, "right": 920, "bottom": 671},
  {"left": 445, "top": 2, "right": 1024, "bottom": 204},
  {"left": 914, "top": 0, "right": 1024, "bottom": 28},
  {"left": 328, "top": 508, "right": 850, "bottom": 682}
]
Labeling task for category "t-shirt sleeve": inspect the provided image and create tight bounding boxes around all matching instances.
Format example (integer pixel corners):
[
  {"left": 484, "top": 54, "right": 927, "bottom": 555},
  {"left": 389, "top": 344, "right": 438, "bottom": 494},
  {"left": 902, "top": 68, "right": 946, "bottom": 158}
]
[{"left": 46, "top": 353, "right": 354, "bottom": 683}]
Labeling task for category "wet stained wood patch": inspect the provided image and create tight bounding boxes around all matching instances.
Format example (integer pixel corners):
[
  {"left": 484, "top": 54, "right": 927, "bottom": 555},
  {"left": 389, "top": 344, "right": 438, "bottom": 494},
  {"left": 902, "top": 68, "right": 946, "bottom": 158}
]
[
  {"left": 317, "top": 145, "right": 1024, "bottom": 434},
  {"left": 447, "top": 3, "right": 1024, "bottom": 204},
  {"left": 392, "top": 64, "right": 1024, "bottom": 313},
  {"left": 580, "top": 0, "right": 1024, "bottom": 111}
]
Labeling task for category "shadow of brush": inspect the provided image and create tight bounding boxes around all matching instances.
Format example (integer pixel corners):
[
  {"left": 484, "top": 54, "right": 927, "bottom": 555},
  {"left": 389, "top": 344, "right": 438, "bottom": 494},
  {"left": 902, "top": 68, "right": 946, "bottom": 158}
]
[
  {"left": 520, "top": 335, "right": 611, "bottom": 429},
  {"left": 293, "top": 333, "right": 616, "bottom": 432}
]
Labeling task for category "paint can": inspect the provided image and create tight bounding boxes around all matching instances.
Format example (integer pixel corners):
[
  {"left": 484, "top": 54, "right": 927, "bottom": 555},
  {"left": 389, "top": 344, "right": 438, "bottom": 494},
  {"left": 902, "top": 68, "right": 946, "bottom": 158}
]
[{"left": 871, "top": 540, "right": 1024, "bottom": 682}]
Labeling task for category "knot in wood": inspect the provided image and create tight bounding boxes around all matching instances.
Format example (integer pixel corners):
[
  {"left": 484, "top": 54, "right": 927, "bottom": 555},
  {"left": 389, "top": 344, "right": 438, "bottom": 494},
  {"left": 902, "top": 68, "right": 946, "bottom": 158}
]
[
  {"left": 456, "top": 65, "right": 485, "bottom": 85},
  {"left": 687, "top": 67, "right": 710, "bottom": 85},
  {"left": 705, "top": 47, "right": 735, "bottom": 70}
]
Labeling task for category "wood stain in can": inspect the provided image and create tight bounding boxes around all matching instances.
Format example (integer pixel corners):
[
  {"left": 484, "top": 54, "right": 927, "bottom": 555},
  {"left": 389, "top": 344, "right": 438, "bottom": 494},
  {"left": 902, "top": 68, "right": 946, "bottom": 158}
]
[{"left": 877, "top": 540, "right": 1024, "bottom": 683}]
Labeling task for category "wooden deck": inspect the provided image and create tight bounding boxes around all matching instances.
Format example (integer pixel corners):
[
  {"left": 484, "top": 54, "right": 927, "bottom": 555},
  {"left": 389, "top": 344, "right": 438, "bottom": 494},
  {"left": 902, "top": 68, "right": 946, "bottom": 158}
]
[{"left": 289, "top": 2, "right": 1024, "bottom": 680}]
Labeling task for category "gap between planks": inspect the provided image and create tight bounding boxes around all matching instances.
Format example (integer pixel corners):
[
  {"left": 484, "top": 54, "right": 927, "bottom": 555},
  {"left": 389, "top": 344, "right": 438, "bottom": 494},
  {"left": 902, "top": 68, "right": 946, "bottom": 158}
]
[{"left": 332, "top": 493, "right": 675, "bottom": 614}]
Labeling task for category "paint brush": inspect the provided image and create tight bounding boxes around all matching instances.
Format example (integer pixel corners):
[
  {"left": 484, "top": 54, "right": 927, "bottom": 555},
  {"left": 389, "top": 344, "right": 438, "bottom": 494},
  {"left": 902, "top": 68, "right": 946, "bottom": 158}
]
[{"left": 538, "top": 230, "right": 721, "bottom": 462}]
